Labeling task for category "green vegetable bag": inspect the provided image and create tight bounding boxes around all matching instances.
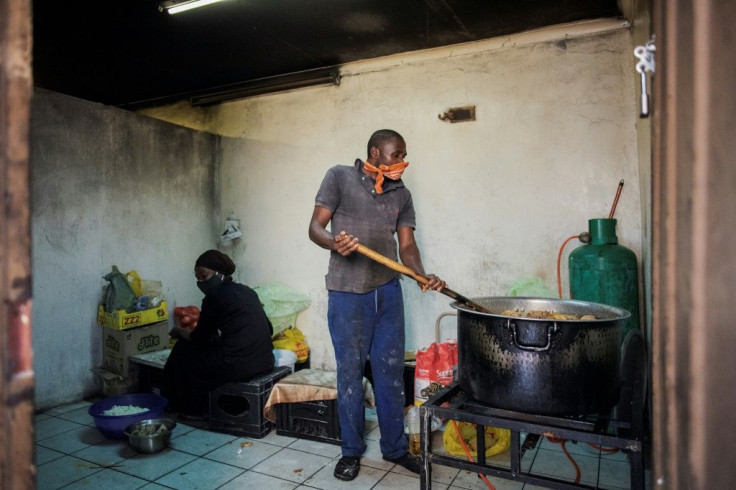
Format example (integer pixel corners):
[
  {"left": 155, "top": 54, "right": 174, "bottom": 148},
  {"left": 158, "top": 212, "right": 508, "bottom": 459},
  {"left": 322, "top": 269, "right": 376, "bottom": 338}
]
[{"left": 103, "top": 265, "right": 137, "bottom": 313}]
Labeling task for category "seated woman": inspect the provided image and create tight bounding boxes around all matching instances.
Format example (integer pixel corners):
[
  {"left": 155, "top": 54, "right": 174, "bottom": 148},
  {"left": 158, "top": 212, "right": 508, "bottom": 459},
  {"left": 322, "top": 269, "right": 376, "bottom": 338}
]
[{"left": 163, "top": 249, "right": 275, "bottom": 420}]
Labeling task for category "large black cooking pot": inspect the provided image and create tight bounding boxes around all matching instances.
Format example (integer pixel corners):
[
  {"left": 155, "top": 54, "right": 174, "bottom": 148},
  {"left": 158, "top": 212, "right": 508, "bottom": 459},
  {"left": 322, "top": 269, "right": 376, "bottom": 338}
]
[{"left": 452, "top": 297, "right": 630, "bottom": 416}]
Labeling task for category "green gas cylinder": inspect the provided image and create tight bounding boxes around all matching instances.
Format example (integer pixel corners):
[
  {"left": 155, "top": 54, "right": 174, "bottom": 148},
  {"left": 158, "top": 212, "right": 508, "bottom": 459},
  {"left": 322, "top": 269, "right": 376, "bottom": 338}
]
[{"left": 569, "top": 218, "right": 640, "bottom": 338}]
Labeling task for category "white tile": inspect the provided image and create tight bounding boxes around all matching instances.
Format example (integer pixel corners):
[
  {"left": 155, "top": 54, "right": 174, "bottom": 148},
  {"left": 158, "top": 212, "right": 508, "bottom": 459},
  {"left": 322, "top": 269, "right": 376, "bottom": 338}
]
[
  {"left": 250, "top": 447, "right": 333, "bottom": 483},
  {"left": 36, "top": 424, "right": 107, "bottom": 454},
  {"left": 72, "top": 439, "right": 137, "bottom": 466},
  {"left": 373, "top": 471, "right": 436, "bottom": 490},
  {"left": 260, "top": 429, "right": 299, "bottom": 447},
  {"left": 365, "top": 424, "right": 382, "bottom": 441},
  {"left": 44, "top": 400, "right": 93, "bottom": 416},
  {"left": 528, "top": 447, "right": 599, "bottom": 485},
  {"left": 289, "top": 437, "right": 342, "bottom": 458},
  {"left": 204, "top": 438, "right": 284, "bottom": 469},
  {"left": 35, "top": 416, "right": 85, "bottom": 441},
  {"left": 154, "top": 457, "right": 244, "bottom": 489},
  {"left": 55, "top": 405, "right": 96, "bottom": 426},
  {"left": 451, "top": 470, "right": 523, "bottom": 490},
  {"left": 598, "top": 457, "right": 632, "bottom": 489},
  {"left": 170, "top": 420, "right": 199, "bottom": 438},
  {"left": 36, "top": 455, "right": 102, "bottom": 490},
  {"left": 113, "top": 448, "right": 197, "bottom": 481},
  {"left": 169, "top": 427, "right": 237, "bottom": 456},
  {"left": 35, "top": 445, "right": 64, "bottom": 466},
  {"left": 35, "top": 413, "right": 51, "bottom": 422},
  {"left": 428, "top": 463, "right": 460, "bottom": 486},
  {"left": 360, "top": 438, "right": 395, "bottom": 471},
  {"left": 304, "top": 459, "right": 388, "bottom": 489},
  {"left": 366, "top": 418, "right": 379, "bottom": 431},
  {"left": 60, "top": 468, "right": 148, "bottom": 489},
  {"left": 219, "top": 470, "right": 299, "bottom": 489}
]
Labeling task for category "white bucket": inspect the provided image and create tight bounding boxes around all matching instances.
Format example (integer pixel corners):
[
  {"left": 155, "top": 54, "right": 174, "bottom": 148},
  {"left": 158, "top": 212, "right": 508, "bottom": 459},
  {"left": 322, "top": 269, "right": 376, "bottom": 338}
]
[{"left": 273, "top": 349, "right": 297, "bottom": 372}]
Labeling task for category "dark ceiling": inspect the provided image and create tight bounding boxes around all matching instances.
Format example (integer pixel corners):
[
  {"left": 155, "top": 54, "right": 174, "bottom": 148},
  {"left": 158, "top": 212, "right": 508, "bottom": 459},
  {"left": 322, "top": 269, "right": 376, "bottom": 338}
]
[{"left": 32, "top": 0, "right": 621, "bottom": 109}]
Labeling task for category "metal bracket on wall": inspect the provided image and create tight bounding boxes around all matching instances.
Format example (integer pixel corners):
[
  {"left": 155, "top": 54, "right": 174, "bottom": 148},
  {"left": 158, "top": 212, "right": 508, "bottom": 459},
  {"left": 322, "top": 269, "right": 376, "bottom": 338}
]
[
  {"left": 438, "top": 106, "right": 476, "bottom": 123},
  {"left": 634, "top": 36, "right": 656, "bottom": 118}
]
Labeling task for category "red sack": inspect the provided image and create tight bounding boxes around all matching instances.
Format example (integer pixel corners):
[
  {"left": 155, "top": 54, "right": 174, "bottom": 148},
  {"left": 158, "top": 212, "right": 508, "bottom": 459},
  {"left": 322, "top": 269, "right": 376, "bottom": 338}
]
[
  {"left": 174, "top": 305, "right": 200, "bottom": 330},
  {"left": 414, "top": 340, "right": 458, "bottom": 405}
]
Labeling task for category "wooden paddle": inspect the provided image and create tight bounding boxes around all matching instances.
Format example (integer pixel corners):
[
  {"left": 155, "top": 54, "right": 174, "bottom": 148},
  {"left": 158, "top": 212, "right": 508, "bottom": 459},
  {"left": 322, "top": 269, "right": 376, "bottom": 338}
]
[{"left": 355, "top": 244, "right": 492, "bottom": 314}]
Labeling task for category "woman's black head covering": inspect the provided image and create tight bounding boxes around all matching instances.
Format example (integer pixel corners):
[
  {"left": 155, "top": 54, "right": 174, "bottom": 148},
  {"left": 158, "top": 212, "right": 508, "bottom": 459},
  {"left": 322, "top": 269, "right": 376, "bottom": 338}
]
[{"left": 195, "top": 250, "right": 236, "bottom": 276}]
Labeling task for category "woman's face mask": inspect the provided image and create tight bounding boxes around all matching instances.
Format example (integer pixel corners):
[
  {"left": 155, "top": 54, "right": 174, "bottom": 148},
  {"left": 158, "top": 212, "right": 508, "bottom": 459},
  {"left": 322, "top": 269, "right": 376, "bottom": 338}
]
[{"left": 197, "top": 272, "right": 223, "bottom": 294}]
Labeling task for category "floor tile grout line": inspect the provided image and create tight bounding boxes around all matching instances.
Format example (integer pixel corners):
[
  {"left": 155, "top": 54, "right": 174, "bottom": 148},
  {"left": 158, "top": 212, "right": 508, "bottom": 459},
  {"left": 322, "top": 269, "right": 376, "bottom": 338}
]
[
  {"left": 35, "top": 415, "right": 89, "bottom": 442},
  {"left": 53, "top": 458, "right": 108, "bottom": 490}
]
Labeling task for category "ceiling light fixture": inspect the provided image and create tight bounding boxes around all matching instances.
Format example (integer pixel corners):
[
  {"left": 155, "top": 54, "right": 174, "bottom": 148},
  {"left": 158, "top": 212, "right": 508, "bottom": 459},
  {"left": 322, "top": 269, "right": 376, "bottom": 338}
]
[
  {"left": 158, "top": 0, "right": 228, "bottom": 15},
  {"left": 189, "top": 67, "right": 341, "bottom": 106}
]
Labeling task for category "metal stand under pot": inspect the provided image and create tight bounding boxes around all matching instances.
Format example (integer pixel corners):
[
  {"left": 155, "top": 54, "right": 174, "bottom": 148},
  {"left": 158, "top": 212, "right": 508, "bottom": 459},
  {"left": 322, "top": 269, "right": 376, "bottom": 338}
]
[{"left": 419, "top": 329, "right": 648, "bottom": 490}]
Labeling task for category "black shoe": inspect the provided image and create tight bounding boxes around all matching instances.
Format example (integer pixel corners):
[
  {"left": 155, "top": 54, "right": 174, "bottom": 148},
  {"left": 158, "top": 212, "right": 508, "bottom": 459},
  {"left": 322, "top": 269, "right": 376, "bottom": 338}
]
[
  {"left": 334, "top": 456, "right": 360, "bottom": 481},
  {"left": 383, "top": 452, "right": 420, "bottom": 474}
]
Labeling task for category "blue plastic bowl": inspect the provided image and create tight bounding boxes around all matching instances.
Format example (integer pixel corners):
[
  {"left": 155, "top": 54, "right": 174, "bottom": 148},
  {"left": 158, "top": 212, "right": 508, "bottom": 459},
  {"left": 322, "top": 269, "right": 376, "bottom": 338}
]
[{"left": 88, "top": 393, "right": 168, "bottom": 439}]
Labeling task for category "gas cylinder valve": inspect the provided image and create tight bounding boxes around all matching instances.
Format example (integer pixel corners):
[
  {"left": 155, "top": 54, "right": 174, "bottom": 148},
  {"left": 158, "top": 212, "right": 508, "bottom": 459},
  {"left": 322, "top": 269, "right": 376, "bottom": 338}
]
[{"left": 578, "top": 232, "right": 591, "bottom": 244}]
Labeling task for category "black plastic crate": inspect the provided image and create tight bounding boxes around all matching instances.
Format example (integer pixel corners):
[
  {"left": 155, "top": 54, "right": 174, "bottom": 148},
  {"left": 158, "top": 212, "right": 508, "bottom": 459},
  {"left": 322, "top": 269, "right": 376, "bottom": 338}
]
[
  {"left": 208, "top": 365, "right": 291, "bottom": 438},
  {"left": 276, "top": 398, "right": 341, "bottom": 445}
]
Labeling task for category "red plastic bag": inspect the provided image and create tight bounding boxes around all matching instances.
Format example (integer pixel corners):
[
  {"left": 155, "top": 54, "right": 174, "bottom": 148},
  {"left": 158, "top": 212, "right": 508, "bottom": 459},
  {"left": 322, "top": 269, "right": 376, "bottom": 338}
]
[
  {"left": 174, "top": 305, "right": 200, "bottom": 330},
  {"left": 414, "top": 340, "right": 458, "bottom": 405}
]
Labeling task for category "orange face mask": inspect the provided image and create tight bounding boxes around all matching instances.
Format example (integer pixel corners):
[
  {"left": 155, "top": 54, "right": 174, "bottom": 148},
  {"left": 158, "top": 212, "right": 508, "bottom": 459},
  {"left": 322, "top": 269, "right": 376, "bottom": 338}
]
[{"left": 363, "top": 161, "right": 409, "bottom": 194}]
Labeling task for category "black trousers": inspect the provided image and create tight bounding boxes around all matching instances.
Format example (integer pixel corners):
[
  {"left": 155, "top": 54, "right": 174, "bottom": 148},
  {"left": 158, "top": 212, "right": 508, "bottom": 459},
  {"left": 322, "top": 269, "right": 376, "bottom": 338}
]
[{"left": 162, "top": 340, "right": 224, "bottom": 415}]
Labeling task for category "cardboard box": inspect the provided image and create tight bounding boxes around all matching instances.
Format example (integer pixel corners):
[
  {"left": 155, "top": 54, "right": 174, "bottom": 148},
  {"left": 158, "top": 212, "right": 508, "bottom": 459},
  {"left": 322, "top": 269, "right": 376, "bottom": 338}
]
[
  {"left": 97, "top": 301, "right": 169, "bottom": 330},
  {"left": 102, "top": 321, "right": 169, "bottom": 376},
  {"left": 92, "top": 367, "right": 138, "bottom": 396}
]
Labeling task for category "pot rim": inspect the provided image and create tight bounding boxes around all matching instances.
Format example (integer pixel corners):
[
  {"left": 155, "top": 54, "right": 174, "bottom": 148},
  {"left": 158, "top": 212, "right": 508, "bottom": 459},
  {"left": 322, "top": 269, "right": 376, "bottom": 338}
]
[{"left": 451, "top": 296, "right": 631, "bottom": 322}]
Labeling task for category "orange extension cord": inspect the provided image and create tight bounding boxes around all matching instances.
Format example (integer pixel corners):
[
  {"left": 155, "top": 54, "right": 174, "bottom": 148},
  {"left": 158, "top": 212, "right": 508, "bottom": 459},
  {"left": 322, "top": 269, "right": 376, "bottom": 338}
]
[{"left": 451, "top": 420, "right": 496, "bottom": 490}]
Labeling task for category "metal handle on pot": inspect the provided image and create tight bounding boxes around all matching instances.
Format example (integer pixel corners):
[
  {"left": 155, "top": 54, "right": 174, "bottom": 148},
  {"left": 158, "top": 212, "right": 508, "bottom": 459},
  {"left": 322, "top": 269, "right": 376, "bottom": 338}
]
[{"left": 506, "top": 320, "right": 559, "bottom": 352}]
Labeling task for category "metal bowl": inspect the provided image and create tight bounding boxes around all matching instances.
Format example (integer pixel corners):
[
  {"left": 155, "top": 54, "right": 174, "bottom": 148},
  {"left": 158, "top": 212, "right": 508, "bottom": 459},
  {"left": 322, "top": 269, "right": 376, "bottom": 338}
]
[{"left": 123, "top": 418, "right": 176, "bottom": 453}]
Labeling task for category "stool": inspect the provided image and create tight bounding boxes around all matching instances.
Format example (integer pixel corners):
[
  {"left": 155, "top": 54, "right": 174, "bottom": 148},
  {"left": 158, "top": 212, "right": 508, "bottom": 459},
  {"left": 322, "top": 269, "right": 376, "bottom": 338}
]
[{"left": 208, "top": 365, "right": 291, "bottom": 438}]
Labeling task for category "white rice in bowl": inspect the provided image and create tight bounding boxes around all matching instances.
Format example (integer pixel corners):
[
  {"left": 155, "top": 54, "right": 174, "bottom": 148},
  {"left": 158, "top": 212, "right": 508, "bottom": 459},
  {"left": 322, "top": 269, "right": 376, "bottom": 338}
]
[{"left": 103, "top": 405, "right": 148, "bottom": 416}]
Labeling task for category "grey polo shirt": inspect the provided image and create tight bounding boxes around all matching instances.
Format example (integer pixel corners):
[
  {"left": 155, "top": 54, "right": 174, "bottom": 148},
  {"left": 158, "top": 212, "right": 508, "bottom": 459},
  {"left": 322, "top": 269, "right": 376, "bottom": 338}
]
[{"left": 315, "top": 159, "right": 416, "bottom": 293}]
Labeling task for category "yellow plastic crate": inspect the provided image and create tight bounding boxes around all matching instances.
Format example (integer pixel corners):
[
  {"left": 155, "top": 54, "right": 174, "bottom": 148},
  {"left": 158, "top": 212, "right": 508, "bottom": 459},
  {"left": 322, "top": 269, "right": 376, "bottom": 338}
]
[{"left": 97, "top": 301, "right": 169, "bottom": 330}]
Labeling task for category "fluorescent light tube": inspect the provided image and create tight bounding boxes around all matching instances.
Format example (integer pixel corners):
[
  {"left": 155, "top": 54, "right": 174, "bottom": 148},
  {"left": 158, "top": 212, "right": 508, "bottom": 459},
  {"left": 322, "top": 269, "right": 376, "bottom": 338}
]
[
  {"left": 160, "top": 0, "right": 227, "bottom": 15},
  {"left": 189, "top": 68, "right": 341, "bottom": 105}
]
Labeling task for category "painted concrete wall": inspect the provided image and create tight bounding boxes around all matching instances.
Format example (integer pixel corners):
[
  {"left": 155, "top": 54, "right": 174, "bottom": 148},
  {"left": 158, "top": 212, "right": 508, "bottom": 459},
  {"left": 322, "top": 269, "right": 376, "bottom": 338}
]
[
  {"left": 30, "top": 90, "right": 220, "bottom": 409},
  {"left": 200, "top": 22, "right": 643, "bottom": 370}
]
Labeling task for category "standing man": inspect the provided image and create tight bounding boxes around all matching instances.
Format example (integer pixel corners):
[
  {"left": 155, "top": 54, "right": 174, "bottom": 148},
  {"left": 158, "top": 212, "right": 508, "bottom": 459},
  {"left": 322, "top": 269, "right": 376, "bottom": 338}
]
[{"left": 309, "top": 129, "right": 446, "bottom": 481}]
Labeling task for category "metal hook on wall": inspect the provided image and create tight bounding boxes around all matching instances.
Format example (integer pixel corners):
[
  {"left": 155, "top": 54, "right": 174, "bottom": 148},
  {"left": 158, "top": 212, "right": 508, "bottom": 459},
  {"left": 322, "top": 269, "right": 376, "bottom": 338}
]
[{"left": 438, "top": 106, "right": 476, "bottom": 123}]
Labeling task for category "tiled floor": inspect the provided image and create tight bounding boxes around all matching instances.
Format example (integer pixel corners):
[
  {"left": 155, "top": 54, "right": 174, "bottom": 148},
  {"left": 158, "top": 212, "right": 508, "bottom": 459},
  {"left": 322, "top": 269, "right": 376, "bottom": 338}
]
[{"left": 36, "top": 402, "right": 639, "bottom": 489}]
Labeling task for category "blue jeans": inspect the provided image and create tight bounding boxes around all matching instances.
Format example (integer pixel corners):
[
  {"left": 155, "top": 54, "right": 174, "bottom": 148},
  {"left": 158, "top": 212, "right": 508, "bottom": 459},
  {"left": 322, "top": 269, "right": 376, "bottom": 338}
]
[{"left": 328, "top": 278, "right": 408, "bottom": 459}]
